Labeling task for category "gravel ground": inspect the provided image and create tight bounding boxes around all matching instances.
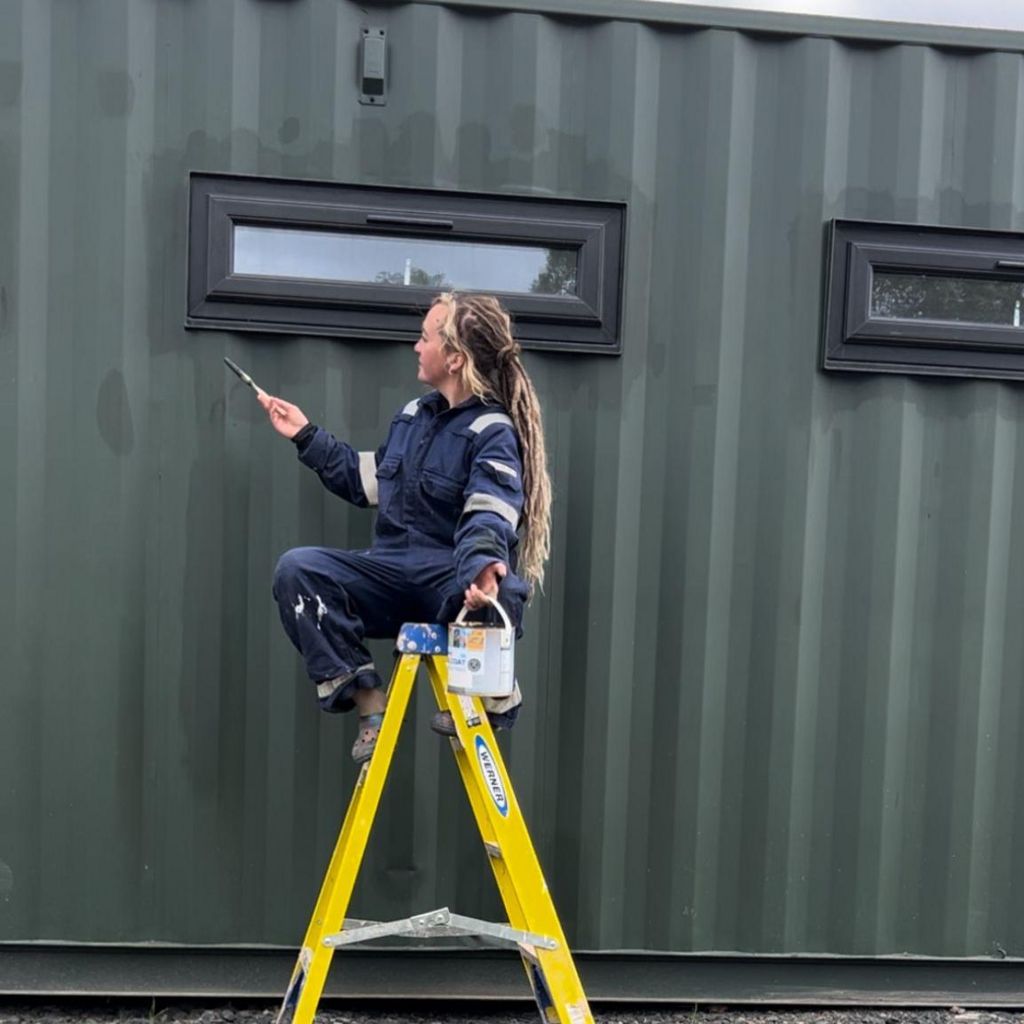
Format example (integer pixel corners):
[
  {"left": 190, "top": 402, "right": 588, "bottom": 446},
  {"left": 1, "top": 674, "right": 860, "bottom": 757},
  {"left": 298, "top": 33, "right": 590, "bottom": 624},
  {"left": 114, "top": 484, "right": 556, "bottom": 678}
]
[{"left": 2, "top": 1005, "right": 1024, "bottom": 1024}]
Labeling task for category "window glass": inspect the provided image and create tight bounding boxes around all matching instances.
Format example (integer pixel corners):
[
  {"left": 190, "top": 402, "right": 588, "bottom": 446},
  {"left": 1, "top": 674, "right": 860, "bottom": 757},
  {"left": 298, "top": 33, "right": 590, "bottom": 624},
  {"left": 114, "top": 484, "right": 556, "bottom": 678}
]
[
  {"left": 872, "top": 271, "right": 1024, "bottom": 327},
  {"left": 233, "top": 225, "right": 578, "bottom": 296}
]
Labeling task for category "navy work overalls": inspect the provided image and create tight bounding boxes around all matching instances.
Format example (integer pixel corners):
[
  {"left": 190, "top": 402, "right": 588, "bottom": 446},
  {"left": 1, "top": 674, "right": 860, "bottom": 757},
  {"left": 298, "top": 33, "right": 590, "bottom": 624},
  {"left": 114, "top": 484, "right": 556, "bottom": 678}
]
[{"left": 272, "top": 391, "right": 529, "bottom": 714}]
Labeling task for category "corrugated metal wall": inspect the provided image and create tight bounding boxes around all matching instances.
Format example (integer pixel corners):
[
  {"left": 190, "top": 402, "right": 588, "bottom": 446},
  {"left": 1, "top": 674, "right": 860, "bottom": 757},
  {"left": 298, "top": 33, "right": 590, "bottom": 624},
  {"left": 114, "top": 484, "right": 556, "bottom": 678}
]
[{"left": 2, "top": 0, "right": 1024, "bottom": 961}]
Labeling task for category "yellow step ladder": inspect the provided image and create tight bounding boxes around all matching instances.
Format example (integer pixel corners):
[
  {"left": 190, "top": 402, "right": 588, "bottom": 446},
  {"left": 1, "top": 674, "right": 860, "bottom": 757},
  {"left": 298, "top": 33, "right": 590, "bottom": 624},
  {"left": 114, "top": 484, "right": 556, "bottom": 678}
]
[{"left": 276, "top": 622, "right": 594, "bottom": 1024}]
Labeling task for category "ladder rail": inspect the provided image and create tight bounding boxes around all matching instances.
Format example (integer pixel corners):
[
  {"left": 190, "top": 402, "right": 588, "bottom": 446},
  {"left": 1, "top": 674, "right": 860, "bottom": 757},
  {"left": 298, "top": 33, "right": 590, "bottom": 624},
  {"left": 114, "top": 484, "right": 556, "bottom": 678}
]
[
  {"left": 423, "top": 658, "right": 534, "bottom": 932},
  {"left": 281, "top": 653, "right": 420, "bottom": 1024},
  {"left": 424, "top": 656, "right": 592, "bottom": 1024}
]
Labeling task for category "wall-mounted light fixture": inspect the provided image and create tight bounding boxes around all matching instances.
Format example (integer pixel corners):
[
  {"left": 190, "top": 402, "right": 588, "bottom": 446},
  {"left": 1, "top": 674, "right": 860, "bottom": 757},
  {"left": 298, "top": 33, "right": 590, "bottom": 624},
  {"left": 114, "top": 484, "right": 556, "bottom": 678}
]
[{"left": 359, "top": 27, "right": 386, "bottom": 106}]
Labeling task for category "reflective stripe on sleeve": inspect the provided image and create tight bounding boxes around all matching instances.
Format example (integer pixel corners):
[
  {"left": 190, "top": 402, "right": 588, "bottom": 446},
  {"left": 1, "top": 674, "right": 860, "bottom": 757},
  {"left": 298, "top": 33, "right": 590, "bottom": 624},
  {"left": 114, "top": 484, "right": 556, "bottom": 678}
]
[
  {"left": 402, "top": 398, "right": 420, "bottom": 417},
  {"left": 484, "top": 459, "right": 518, "bottom": 479},
  {"left": 468, "top": 412, "right": 513, "bottom": 433},
  {"left": 359, "top": 451, "right": 379, "bottom": 506},
  {"left": 463, "top": 492, "right": 519, "bottom": 528}
]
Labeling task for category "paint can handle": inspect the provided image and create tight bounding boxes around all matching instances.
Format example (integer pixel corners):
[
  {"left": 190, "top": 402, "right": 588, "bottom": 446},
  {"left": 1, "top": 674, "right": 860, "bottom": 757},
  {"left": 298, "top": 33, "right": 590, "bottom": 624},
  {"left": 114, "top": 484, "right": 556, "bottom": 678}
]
[{"left": 454, "top": 594, "right": 513, "bottom": 635}]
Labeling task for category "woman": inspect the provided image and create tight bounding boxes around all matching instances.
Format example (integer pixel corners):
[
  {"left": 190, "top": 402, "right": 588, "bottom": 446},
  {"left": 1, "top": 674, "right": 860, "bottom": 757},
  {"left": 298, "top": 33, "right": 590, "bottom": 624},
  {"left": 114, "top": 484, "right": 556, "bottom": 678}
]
[{"left": 259, "top": 292, "right": 551, "bottom": 763}]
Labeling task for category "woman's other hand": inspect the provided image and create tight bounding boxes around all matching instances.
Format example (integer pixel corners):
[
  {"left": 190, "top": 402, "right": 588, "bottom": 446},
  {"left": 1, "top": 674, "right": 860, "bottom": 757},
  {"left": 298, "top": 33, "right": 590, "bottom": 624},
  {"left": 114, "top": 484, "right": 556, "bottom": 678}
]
[
  {"left": 464, "top": 562, "right": 507, "bottom": 610},
  {"left": 258, "top": 393, "right": 309, "bottom": 440}
]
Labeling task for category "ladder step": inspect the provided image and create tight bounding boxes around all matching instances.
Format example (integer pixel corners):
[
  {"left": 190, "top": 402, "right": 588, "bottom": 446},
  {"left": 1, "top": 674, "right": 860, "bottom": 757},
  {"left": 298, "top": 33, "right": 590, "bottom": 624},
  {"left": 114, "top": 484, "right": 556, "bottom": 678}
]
[
  {"left": 484, "top": 841, "right": 503, "bottom": 859},
  {"left": 322, "top": 907, "right": 557, "bottom": 950}
]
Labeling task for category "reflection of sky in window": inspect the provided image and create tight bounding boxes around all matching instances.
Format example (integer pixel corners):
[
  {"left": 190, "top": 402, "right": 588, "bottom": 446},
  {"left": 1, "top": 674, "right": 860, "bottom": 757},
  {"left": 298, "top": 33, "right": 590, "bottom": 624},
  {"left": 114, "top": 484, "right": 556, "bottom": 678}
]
[{"left": 233, "top": 226, "right": 570, "bottom": 295}]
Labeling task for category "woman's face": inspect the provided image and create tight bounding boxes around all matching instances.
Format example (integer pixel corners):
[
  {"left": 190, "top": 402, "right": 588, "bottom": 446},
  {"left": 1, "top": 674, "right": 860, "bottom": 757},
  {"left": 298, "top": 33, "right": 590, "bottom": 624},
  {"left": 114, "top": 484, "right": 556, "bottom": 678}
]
[{"left": 415, "top": 303, "right": 452, "bottom": 387}]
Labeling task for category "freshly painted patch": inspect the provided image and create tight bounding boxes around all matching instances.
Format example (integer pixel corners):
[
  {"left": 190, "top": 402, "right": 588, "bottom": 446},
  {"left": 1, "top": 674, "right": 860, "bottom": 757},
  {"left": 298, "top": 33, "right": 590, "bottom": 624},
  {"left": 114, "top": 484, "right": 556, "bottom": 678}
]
[{"left": 475, "top": 736, "right": 508, "bottom": 817}]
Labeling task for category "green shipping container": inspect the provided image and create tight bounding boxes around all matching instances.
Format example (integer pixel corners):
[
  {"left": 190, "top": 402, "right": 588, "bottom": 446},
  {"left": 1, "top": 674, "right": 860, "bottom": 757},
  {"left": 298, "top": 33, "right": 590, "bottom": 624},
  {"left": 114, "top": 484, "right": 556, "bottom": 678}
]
[{"left": 1, "top": 0, "right": 1023, "bottom": 1003}]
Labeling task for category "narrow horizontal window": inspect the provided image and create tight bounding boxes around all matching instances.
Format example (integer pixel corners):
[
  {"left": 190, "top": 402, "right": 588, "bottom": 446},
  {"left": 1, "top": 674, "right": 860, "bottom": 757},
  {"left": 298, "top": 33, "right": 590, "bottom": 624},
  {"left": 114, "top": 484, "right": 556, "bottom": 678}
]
[
  {"left": 823, "top": 219, "right": 1024, "bottom": 380},
  {"left": 187, "top": 173, "right": 623, "bottom": 353}
]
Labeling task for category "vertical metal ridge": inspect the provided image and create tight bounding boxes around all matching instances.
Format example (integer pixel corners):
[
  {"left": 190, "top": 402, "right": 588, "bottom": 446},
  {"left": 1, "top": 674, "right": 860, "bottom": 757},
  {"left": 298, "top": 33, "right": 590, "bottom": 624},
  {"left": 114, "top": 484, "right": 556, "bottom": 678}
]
[
  {"left": 688, "top": 29, "right": 758, "bottom": 953},
  {"left": 5, "top": 0, "right": 50, "bottom": 942},
  {"left": 781, "top": 38, "right": 855, "bottom": 956},
  {"left": 869, "top": 385, "right": 924, "bottom": 953},
  {"left": 751, "top": 34, "right": 854, "bottom": 959},
  {"left": 963, "top": 387, "right": 1017, "bottom": 951},
  {"left": 962, "top": 51, "right": 1023, "bottom": 222}
]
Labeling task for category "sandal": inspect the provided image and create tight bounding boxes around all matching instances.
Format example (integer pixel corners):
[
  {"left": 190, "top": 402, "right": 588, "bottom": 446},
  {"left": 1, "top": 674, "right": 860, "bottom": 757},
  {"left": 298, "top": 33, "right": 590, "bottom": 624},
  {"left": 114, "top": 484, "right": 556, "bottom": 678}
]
[
  {"left": 429, "top": 708, "right": 518, "bottom": 737},
  {"left": 351, "top": 712, "right": 384, "bottom": 764}
]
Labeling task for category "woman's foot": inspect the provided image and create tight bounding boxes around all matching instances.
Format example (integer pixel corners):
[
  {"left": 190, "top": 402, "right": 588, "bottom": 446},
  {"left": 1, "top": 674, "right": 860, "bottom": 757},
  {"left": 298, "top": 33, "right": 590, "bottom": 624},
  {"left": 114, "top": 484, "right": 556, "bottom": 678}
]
[
  {"left": 429, "top": 708, "right": 518, "bottom": 736},
  {"left": 351, "top": 712, "right": 384, "bottom": 764}
]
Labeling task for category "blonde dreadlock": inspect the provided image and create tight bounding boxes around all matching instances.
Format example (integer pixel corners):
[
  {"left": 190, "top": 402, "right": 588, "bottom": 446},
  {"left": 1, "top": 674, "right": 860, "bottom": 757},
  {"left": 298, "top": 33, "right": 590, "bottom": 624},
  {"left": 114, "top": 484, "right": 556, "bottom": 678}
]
[{"left": 432, "top": 292, "right": 552, "bottom": 591}]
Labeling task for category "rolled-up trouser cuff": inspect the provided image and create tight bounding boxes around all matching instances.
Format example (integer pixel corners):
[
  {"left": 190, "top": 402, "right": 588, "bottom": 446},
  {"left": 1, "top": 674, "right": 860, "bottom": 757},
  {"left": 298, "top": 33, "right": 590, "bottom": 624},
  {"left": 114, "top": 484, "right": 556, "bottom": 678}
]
[
  {"left": 317, "top": 663, "right": 382, "bottom": 714},
  {"left": 481, "top": 679, "right": 522, "bottom": 715}
]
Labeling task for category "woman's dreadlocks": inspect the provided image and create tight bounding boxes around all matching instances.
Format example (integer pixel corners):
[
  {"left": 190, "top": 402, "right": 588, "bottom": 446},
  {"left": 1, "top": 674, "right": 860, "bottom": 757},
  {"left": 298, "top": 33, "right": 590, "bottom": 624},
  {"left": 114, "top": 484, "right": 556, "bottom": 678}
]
[{"left": 433, "top": 292, "right": 552, "bottom": 591}]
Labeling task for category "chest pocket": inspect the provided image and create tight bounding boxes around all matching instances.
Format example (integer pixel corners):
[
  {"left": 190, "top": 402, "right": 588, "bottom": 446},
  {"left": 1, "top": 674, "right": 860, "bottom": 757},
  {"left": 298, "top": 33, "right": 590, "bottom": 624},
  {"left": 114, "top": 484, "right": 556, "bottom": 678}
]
[
  {"left": 423, "top": 430, "right": 471, "bottom": 481},
  {"left": 418, "top": 468, "right": 465, "bottom": 541},
  {"left": 375, "top": 457, "right": 402, "bottom": 525}
]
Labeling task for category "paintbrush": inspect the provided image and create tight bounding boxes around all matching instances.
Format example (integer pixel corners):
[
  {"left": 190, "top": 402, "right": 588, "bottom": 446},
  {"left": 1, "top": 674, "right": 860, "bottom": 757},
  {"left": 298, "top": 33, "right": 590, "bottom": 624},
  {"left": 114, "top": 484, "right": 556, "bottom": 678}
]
[{"left": 224, "top": 356, "right": 264, "bottom": 396}]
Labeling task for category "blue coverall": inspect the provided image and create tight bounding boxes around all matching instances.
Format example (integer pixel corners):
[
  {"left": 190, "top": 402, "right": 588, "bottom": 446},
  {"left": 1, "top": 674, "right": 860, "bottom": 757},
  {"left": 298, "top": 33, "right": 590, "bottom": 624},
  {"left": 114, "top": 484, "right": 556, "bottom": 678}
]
[{"left": 272, "top": 391, "right": 529, "bottom": 714}]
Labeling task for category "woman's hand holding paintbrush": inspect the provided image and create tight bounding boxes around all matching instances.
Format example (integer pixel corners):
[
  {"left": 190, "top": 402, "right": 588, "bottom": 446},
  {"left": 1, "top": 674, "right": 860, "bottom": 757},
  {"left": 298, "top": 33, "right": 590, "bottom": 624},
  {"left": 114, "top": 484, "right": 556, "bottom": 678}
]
[{"left": 258, "top": 393, "right": 309, "bottom": 440}]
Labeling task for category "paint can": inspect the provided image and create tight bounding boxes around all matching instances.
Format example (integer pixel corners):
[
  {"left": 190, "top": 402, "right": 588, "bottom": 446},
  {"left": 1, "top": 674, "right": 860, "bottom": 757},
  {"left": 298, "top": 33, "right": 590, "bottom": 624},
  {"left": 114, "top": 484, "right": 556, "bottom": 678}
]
[{"left": 447, "top": 595, "right": 515, "bottom": 697}]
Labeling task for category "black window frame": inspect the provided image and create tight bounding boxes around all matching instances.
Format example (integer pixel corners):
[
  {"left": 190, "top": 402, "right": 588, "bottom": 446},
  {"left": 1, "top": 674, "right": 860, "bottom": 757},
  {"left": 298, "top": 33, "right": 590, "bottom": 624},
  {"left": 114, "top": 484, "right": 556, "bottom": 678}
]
[
  {"left": 822, "top": 218, "right": 1024, "bottom": 381},
  {"left": 186, "top": 172, "right": 625, "bottom": 354}
]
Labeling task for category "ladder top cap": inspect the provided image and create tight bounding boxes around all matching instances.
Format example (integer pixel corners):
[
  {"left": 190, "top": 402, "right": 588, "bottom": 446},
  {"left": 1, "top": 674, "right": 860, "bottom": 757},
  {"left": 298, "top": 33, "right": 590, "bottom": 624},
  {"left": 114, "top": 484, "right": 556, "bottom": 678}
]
[{"left": 396, "top": 623, "right": 448, "bottom": 655}]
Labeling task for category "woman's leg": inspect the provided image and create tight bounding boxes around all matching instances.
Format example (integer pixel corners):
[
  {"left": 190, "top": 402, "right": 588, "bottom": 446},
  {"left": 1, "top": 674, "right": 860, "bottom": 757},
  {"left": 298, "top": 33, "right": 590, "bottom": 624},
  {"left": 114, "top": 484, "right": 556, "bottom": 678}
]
[
  {"left": 272, "top": 547, "right": 410, "bottom": 712},
  {"left": 272, "top": 546, "right": 451, "bottom": 761}
]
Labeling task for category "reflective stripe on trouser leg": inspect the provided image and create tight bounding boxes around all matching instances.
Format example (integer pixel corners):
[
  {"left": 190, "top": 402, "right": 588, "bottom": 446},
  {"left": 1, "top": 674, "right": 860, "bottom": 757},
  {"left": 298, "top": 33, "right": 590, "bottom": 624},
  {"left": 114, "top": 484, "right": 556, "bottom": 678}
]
[
  {"left": 481, "top": 679, "right": 522, "bottom": 715},
  {"left": 317, "top": 663, "right": 376, "bottom": 701}
]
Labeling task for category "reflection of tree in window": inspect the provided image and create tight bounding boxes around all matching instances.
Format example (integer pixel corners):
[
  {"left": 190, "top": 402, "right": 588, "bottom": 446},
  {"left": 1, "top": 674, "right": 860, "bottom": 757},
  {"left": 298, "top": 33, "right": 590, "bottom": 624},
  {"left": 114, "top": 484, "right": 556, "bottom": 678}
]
[
  {"left": 375, "top": 267, "right": 451, "bottom": 288},
  {"left": 530, "top": 249, "right": 577, "bottom": 296},
  {"left": 872, "top": 272, "right": 1024, "bottom": 327}
]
